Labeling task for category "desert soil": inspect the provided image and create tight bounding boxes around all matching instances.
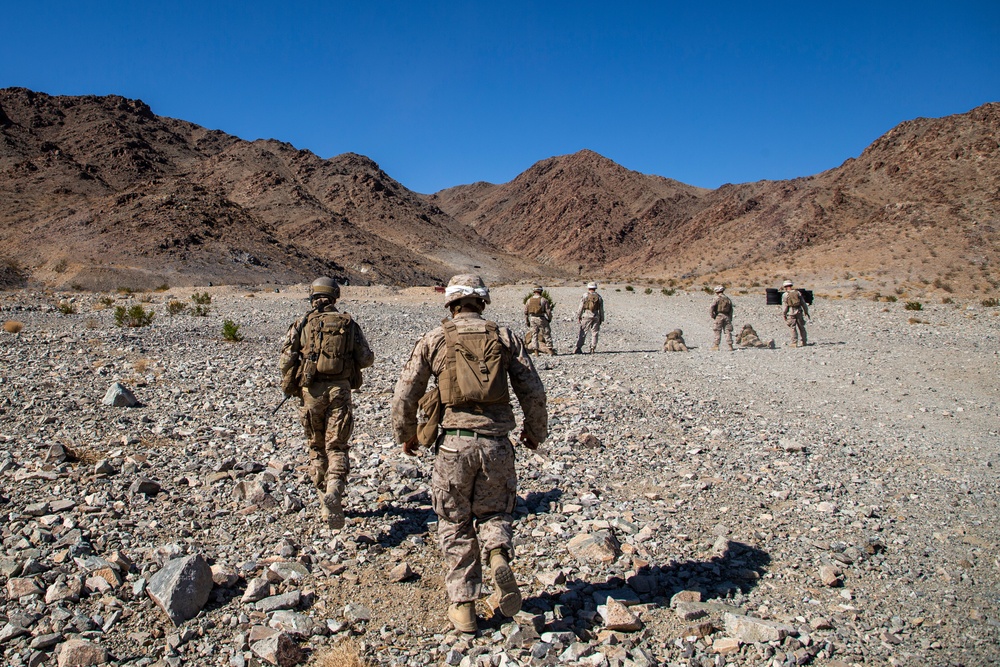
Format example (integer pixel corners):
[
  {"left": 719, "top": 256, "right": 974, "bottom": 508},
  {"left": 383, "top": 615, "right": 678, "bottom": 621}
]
[{"left": 1, "top": 283, "right": 998, "bottom": 667}]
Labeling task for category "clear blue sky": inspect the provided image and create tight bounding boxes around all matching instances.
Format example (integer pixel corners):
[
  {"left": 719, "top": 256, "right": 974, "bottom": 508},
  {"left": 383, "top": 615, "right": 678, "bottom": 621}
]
[{"left": 3, "top": 1, "right": 998, "bottom": 194}]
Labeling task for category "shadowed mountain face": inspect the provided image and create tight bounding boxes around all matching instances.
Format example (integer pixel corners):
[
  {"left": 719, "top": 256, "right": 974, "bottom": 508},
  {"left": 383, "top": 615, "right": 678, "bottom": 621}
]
[
  {"left": 2, "top": 87, "right": 997, "bottom": 294},
  {"left": 0, "top": 87, "right": 553, "bottom": 289}
]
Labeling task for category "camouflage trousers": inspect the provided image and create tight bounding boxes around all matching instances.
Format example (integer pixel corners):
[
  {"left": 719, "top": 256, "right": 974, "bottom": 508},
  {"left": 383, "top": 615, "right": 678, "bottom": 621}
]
[
  {"left": 785, "top": 314, "right": 807, "bottom": 346},
  {"left": 431, "top": 432, "right": 516, "bottom": 603},
  {"left": 300, "top": 379, "right": 353, "bottom": 499},
  {"left": 574, "top": 317, "right": 601, "bottom": 353},
  {"left": 525, "top": 316, "right": 556, "bottom": 354},
  {"left": 712, "top": 314, "right": 733, "bottom": 347}
]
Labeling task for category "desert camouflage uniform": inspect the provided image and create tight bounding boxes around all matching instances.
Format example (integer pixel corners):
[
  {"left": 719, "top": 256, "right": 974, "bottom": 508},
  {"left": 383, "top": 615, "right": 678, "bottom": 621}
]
[
  {"left": 391, "top": 312, "right": 547, "bottom": 603},
  {"left": 524, "top": 294, "right": 556, "bottom": 355},
  {"left": 736, "top": 324, "right": 775, "bottom": 349},
  {"left": 278, "top": 305, "right": 374, "bottom": 516},
  {"left": 710, "top": 294, "right": 734, "bottom": 349},
  {"left": 662, "top": 329, "right": 689, "bottom": 352},
  {"left": 782, "top": 291, "right": 810, "bottom": 346},
  {"left": 574, "top": 292, "right": 605, "bottom": 353}
]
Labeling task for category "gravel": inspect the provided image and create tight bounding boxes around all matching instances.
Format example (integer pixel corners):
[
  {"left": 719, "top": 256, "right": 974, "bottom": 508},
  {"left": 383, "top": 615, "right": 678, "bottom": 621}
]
[{"left": 1, "top": 283, "right": 998, "bottom": 667}]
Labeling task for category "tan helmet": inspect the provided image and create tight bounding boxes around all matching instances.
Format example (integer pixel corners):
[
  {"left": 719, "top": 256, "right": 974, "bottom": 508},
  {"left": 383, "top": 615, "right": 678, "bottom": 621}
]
[
  {"left": 782, "top": 280, "right": 794, "bottom": 288},
  {"left": 310, "top": 276, "right": 340, "bottom": 301},
  {"left": 444, "top": 274, "right": 491, "bottom": 307},
  {"left": 586, "top": 282, "right": 598, "bottom": 290},
  {"left": 533, "top": 285, "right": 543, "bottom": 293},
  {"left": 714, "top": 285, "right": 725, "bottom": 293}
]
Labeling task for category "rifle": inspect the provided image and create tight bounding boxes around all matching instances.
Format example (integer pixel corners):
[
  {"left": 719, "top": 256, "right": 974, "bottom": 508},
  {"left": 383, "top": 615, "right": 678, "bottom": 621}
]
[{"left": 272, "top": 394, "right": 292, "bottom": 415}]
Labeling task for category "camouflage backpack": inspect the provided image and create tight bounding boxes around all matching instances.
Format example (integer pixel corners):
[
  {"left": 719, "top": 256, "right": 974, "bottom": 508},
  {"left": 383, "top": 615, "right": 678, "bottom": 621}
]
[
  {"left": 715, "top": 295, "right": 733, "bottom": 316},
  {"left": 785, "top": 290, "right": 802, "bottom": 308},
  {"left": 438, "top": 318, "right": 509, "bottom": 407},
  {"left": 303, "top": 311, "right": 356, "bottom": 380},
  {"left": 526, "top": 296, "right": 545, "bottom": 316},
  {"left": 582, "top": 293, "right": 601, "bottom": 313}
]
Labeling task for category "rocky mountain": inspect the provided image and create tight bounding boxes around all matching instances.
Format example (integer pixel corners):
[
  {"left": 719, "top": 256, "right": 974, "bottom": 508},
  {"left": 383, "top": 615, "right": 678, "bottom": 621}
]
[
  {"left": 432, "top": 105, "right": 1000, "bottom": 295},
  {"left": 0, "top": 87, "right": 553, "bottom": 289}
]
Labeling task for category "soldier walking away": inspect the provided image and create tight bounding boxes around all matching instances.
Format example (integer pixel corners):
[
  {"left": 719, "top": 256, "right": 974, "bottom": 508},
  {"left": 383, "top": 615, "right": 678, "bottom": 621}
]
[
  {"left": 278, "top": 277, "right": 374, "bottom": 530},
  {"left": 524, "top": 286, "right": 556, "bottom": 355},
  {"left": 781, "top": 280, "right": 810, "bottom": 347},
  {"left": 709, "top": 285, "right": 734, "bottom": 351},
  {"left": 391, "top": 274, "right": 548, "bottom": 634},
  {"left": 735, "top": 323, "right": 775, "bottom": 349},
  {"left": 574, "top": 282, "right": 605, "bottom": 354},
  {"left": 662, "top": 329, "right": 689, "bottom": 352}
]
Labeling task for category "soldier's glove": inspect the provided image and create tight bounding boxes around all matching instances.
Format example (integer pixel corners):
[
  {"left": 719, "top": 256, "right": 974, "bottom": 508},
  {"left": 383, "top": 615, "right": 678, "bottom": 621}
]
[
  {"left": 519, "top": 431, "right": 539, "bottom": 450},
  {"left": 280, "top": 374, "right": 299, "bottom": 398},
  {"left": 402, "top": 436, "right": 420, "bottom": 457}
]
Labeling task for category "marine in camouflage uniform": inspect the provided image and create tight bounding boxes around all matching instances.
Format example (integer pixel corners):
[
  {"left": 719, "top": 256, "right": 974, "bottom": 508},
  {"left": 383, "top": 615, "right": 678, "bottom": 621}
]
[
  {"left": 710, "top": 285, "right": 734, "bottom": 351},
  {"left": 781, "top": 280, "right": 810, "bottom": 347},
  {"left": 524, "top": 286, "right": 556, "bottom": 355},
  {"left": 662, "top": 329, "right": 689, "bottom": 352},
  {"left": 391, "top": 274, "right": 548, "bottom": 634},
  {"left": 278, "top": 278, "right": 374, "bottom": 529},
  {"left": 735, "top": 323, "right": 775, "bottom": 349},
  {"left": 574, "top": 282, "right": 605, "bottom": 354}
]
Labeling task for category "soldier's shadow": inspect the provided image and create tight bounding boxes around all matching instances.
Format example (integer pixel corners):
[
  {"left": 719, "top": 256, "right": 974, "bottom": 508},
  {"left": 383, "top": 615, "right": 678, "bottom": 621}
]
[{"left": 480, "top": 540, "right": 771, "bottom": 634}]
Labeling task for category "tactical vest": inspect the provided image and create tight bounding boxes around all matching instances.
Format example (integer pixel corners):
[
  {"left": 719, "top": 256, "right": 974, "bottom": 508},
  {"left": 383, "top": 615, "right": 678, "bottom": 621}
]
[
  {"left": 526, "top": 296, "right": 545, "bottom": 316},
  {"left": 303, "top": 311, "right": 355, "bottom": 380},
  {"left": 785, "top": 290, "right": 802, "bottom": 308},
  {"left": 582, "top": 293, "right": 600, "bottom": 313},
  {"left": 438, "top": 318, "right": 510, "bottom": 407}
]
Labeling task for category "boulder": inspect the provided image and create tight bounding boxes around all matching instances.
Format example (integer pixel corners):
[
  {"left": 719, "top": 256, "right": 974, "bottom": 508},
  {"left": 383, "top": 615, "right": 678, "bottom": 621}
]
[{"left": 147, "top": 554, "right": 214, "bottom": 625}]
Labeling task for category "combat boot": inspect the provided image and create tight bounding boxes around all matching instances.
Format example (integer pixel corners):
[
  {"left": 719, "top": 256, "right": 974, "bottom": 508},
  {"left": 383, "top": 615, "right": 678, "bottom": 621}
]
[
  {"left": 710, "top": 345, "right": 719, "bottom": 351},
  {"left": 726, "top": 344, "right": 734, "bottom": 351},
  {"left": 448, "top": 602, "right": 477, "bottom": 634},
  {"left": 489, "top": 549, "right": 522, "bottom": 617},
  {"left": 322, "top": 491, "right": 345, "bottom": 530}
]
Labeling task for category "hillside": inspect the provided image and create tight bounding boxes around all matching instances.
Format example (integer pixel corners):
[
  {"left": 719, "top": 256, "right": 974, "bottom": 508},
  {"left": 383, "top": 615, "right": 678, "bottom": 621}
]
[{"left": 0, "top": 87, "right": 553, "bottom": 289}]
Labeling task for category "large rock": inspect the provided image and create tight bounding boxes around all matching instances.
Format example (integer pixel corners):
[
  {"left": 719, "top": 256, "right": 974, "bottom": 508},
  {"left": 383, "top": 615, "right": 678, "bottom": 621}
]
[
  {"left": 102, "top": 382, "right": 138, "bottom": 407},
  {"left": 723, "top": 613, "right": 798, "bottom": 643},
  {"left": 56, "top": 638, "right": 108, "bottom": 667},
  {"left": 567, "top": 531, "right": 621, "bottom": 563},
  {"left": 251, "top": 631, "right": 304, "bottom": 666},
  {"left": 147, "top": 554, "right": 214, "bottom": 626},
  {"left": 600, "top": 596, "right": 643, "bottom": 632}
]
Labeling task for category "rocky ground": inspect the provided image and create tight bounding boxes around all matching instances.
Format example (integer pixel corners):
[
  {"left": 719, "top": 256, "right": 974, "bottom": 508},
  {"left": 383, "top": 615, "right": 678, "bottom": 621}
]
[{"left": 1, "top": 283, "right": 998, "bottom": 667}]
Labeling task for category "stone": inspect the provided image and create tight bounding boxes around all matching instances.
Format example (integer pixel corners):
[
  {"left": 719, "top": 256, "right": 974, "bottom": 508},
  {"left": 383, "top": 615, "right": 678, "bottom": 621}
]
[
  {"left": 712, "top": 637, "right": 741, "bottom": 654},
  {"left": 674, "top": 602, "right": 708, "bottom": 621},
  {"left": 268, "top": 610, "right": 321, "bottom": 637},
  {"left": 212, "top": 564, "right": 240, "bottom": 588},
  {"left": 600, "top": 596, "right": 643, "bottom": 632},
  {"left": 7, "top": 577, "right": 42, "bottom": 598},
  {"left": 256, "top": 591, "right": 301, "bottom": 613},
  {"left": 251, "top": 632, "right": 304, "bottom": 667},
  {"left": 723, "top": 613, "right": 797, "bottom": 644},
  {"left": 819, "top": 565, "right": 843, "bottom": 587},
  {"left": 56, "top": 638, "right": 108, "bottom": 667},
  {"left": 536, "top": 570, "right": 566, "bottom": 586},
  {"left": 670, "top": 590, "right": 703, "bottom": 606},
  {"left": 242, "top": 577, "right": 271, "bottom": 603},
  {"left": 567, "top": 531, "right": 621, "bottom": 563},
  {"left": 146, "top": 554, "right": 214, "bottom": 626},
  {"left": 268, "top": 561, "right": 309, "bottom": 581},
  {"left": 129, "top": 479, "right": 161, "bottom": 496},
  {"left": 102, "top": 382, "right": 138, "bottom": 407},
  {"left": 343, "top": 602, "right": 372, "bottom": 623},
  {"left": 388, "top": 562, "right": 414, "bottom": 582}
]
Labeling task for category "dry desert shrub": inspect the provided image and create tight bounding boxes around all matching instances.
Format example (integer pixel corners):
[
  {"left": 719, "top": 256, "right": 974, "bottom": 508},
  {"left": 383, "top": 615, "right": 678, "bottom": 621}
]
[
  {"left": 312, "top": 640, "right": 370, "bottom": 667},
  {"left": 3, "top": 320, "right": 24, "bottom": 334},
  {"left": 134, "top": 359, "right": 152, "bottom": 373},
  {"left": 63, "top": 444, "right": 102, "bottom": 466},
  {"left": 908, "top": 317, "right": 926, "bottom": 325}
]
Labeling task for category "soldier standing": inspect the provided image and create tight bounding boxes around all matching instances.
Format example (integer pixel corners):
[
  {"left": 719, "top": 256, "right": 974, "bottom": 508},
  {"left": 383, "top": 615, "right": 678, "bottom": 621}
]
[
  {"left": 781, "top": 279, "right": 810, "bottom": 347},
  {"left": 709, "top": 285, "right": 734, "bottom": 351},
  {"left": 524, "top": 286, "right": 556, "bottom": 355},
  {"left": 573, "top": 282, "right": 605, "bottom": 354},
  {"left": 391, "top": 274, "right": 548, "bottom": 634},
  {"left": 278, "top": 277, "right": 374, "bottom": 529}
]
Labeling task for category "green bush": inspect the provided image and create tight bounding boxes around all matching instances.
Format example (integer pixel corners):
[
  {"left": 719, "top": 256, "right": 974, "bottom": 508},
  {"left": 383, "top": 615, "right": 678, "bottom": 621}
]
[
  {"left": 702, "top": 285, "right": 713, "bottom": 294},
  {"left": 114, "top": 304, "right": 155, "bottom": 327},
  {"left": 661, "top": 288, "right": 675, "bottom": 296},
  {"left": 221, "top": 320, "right": 243, "bottom": 342},
  {"left": 904, "top": 301, "right": 923, "bottom": 311},
  {"left": 884, "top": 295, "right": 897, "bottom": 303},
  {"left": 644, "top": 287, "right": 652, "bottom": 294},
  {"left": 191, "top": 304, "right": 210, "bottom": 317},
  {"left": 191, "top": 292, "right": 212, "bottom": 305},
  {"left": 981, "top": 297, "right": 999, "bottom": 308},
  {"left": 625, "top": 285, "right": 634, "bottom": 292},
  {"left": 154, "top": 283, "right": 170, "bottom": 292},
  {"left": 166, "top": 300, "right": 187, "bottom": 316},
  {"left": 56, "top": 300, "right": 77, "bottom": 315}
]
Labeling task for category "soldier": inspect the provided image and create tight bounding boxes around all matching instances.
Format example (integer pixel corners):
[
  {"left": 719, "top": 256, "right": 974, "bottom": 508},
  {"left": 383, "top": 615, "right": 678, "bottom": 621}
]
[
  {"left": 278, "top": 277, "right": 374, "bottom": 529},
  {"left": 391, "top": 274, "right": 548, "bottom": 634},
  {"left": 781, "top": 280, "right": 810, "bottom": 347},
  {"left": 709, "top": 285, "right": 734, "bottom": 351},
  {"left": 735, "top": 323, "right": 775, "bottom": 349},
  {"left": 524, "top": 286, "right": 556, "bottom": 355},
  {"left": 573, "top": 282, "right": 605, "bottom": 354},
  {"left": 662, "top": 329, "right": 689, "bottom": 352}
]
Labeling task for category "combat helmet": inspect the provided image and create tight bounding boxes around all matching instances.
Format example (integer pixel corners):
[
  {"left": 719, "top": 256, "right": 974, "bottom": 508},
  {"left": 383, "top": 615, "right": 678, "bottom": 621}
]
[
  {"left": 586, "top": 282, "right": 598, "bottom": 290},
  {"left": 782, "top": 280, "right": 794, "bottom": 288},
  {"left": 714, "top": 285, "right": 725, "bottom": 293},
  {"left": 310, "top": 276, "right": 341, "bottom": 301},
  {"left": 444, "top": 274, "right": 491, "bottom": 307}
]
